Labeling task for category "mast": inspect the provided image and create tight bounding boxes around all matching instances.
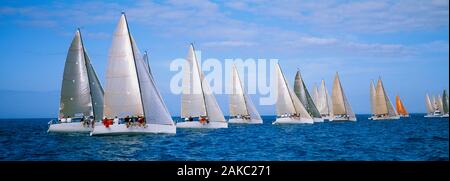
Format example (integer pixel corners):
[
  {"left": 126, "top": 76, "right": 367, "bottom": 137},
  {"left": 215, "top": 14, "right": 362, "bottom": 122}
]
[
  {"left": 78, "top": 28, "right": 95, "bottom": 118},
  {"left": 123, "top": 12, "right": 146, "bottom": 117},
  {"left": 191, "top": 43, "right": 209, "bottom": 117}
]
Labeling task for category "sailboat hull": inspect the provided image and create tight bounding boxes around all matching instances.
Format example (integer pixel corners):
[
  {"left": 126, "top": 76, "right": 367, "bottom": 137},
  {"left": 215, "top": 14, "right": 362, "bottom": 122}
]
[
  {"left": 90, "top": 123, "right": 176, "bottom": 136},
  {"left": 272, "top": 117, "right": 314, "bottom": 124},
  {"left": 313, "top": 118, "right": 324, "bottom": 122},
  {"left": 441, "top": 114, "right": 449, "bottom": 118},
  {"left": 48, "top": 122, "right": 93, "bottom": 133},
  {"left": 368, "top": 115, "right": 400, "bottom": 120},
  {"left": 176, "top": 121, "right": 228, "bottom": 129},
  {"left": 228, "top": 118, "right": 263, "bottom": 124},
  {"left": 331, "top": 116, "right": 357, "bottom": 122}
]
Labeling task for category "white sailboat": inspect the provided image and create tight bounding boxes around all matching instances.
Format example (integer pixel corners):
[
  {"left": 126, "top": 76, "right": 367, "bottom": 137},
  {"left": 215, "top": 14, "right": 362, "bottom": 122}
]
[
  {"left": 425, "top": 94, "right": 442, "bottom": 117},
  {"left": 294, "top": 71, "right": 323, "bottom": 122},
  {"left": 272, "top": 64, "right": 314, "bottom": 124},
  {"left": 91, "top": 13, "right": 175, "bottom": 135},
  {"left": 177, "top": 44, "right": 228, "bottom": 129},
  {"left": 48, "top": 29, "right": 104, "bottom": 133},
  {"left": 228, "top": 65, "right": 263, "bottom": 124},
  {"left": 368, "top": 78, "right": 400, "bottom": 120},
  {"left": 315, "top": 80, "right": 334, "bottom": 121},
  {"left": 425, "top": 93, "right": 437, "bottom": 117},
  {"left": 331, "top": 72, "right": 356, "bottom": 121}
]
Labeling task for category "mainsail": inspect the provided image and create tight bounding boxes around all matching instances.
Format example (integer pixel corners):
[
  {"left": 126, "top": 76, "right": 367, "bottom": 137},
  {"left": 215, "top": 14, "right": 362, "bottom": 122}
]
[
  {"left": 103, "top": 13, "right": 173, "bottom": 126},
  {"left": 229, "top": 65, "right": 262, "bottom": 120},
  {"left": 396, "top": 95, "right": 408, "bottom": 116},
  {"left": 317, "top": 80, "right": 333, "bottom": 116},
  {"left": 425, "top": 94, "right": 434, "bottom": 114},
  {"left": 331, "top": 72, "right": 355, "bottom": 119},
  {"left": 294, "top": 71, "right": 321, "bottom": 118},
  {"left": 181, "top": 44, "right": 225, "bottom": 122},
  {"left": 312, "top": 84, "right": 320, "bottom": 106},
  {"left": 374, "top": 78, "right": 397, "bottom": 116},
  {"left": 275, "top": 64, "right": 312, "bottom": 119},
  {"left": 104, "top": 14, "right": 143, "bottom": 118},
  {"left": 443, "top": 90, "right": 449, "bottom": 114},
  {"left": 59, "top": 30, "right": 104, "bottom": 120}
]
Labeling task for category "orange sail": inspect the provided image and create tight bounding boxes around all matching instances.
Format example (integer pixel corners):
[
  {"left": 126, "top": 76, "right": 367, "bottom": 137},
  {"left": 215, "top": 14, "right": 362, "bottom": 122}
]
[{"left": 396, "top": 95, "right": 408, "bottom": 116}]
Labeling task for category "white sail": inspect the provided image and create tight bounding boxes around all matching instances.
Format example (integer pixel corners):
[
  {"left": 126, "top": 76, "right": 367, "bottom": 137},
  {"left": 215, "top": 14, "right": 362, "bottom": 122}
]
[
  {"left": 432, "top": 96, "right": 438, "bottom": 111},
  {"left": 104, "top": 14, "right": 143, "bottom": 118},
  {"left": 243, "top": 93, "right": 262, "bottom": 121},
  {"left": 202, "top": 73, "right": 227, "bottom": 122},
  {"left": 318, "top": 80, "right": 333, "bottom": 116},
  {"left": 229, "top": 66, "right": 248, "bottom": 116},
  {"left": 182, "top": 44, "right": 225, "bottom": 122},
  {"left": 59, "top": 30, "right": 93, "bottom": 119},
  {"left": 275, "top": 64, "right": 312, "bottom": 119},
  {"left": 312, "top": 84, "right": 320, "bottom": 106},
  {"left": 370, "top": 80, "right": 376, "bottom": 115},
  {"left": 425, "top": 94, "right": 434, "bottom": 114},
  {"left": 131, "top": 37, "right": 174, "bottom": 125},
  {"left": 181, "top": 44, "right": 207, "bottom": 118},
  {"left": 375, "top": 79, "right": 389, "bottom": 115}
]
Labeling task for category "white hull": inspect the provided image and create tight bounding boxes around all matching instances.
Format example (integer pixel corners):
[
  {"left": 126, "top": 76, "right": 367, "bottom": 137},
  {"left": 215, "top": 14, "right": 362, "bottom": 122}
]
[
  {"left": 228, "top": 118, "right": 263, "bottom": 124},
  {"left": 368, "top": 115, "right": 400, "bottom": 120},
  {"left": 331, "top": 116, "right": 357, "bottom": 122},
  {"left": 176, "top": 121, "right": 228, "bottom": 129},
  {"left": 424, "top": 114, "right": 443, "bottom": 118},
  {"left": 313, "top": 117, "right": 324, "bottom": 123},
  {"left": 399, "top": 115, "right": 410, "bottom": 118},
  {"left": 90, "top": 123, "right": 176, "bottom": 136},
  {"left": 272, "top": 117, "right": 314, "bottom": 124},
  {"left": 48, "top": 122, "right": 93, "bottom": 133},
  {"left": 441, "top": 114, "right": 449, "bottom": 118}
]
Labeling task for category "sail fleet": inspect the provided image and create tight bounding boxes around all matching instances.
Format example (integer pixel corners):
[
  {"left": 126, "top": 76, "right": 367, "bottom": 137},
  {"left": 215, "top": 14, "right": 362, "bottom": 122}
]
[{"left": 48, "top": 13, "right": 449, "bottom": 134}]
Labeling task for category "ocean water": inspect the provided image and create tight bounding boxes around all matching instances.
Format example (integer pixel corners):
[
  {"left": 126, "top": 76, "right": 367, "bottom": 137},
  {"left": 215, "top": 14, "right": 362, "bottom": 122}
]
[{"left": 0, "top": 114, "right": 447, "bottom": 161}]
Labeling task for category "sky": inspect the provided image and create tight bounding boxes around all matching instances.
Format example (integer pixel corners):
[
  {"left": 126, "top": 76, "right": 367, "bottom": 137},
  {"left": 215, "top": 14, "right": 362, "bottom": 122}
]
[{"left": 0, "top": 0, "right": 448, "bottom": 118}]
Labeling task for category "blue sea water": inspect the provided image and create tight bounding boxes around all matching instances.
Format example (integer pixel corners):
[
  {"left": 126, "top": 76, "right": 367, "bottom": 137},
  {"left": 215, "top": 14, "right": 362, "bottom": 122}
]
[{"left": 0, "top": 114, "right": 447, "bottom": 161}]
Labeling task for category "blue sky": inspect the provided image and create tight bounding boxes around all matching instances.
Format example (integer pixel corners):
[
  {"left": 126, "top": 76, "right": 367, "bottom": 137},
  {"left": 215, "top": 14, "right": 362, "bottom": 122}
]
[{"left": 0, "top": 0, "right": 448, "bottom": 118}]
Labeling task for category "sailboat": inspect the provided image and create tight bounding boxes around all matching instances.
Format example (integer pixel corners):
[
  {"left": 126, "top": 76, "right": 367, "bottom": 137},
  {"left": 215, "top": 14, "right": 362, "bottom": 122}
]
[
  {"left": 177, "top": 44, "right": 228, "bottom": 129},
  {"left": 91, "top": 13, "right": 176, "bottom": 135},
  {"left": 396, "top": 95, "right": 409, "bottom": 117},
  {"left": 312, "top": 84, "right": 320, "bottom": 106},
  {"left": 228, "top": 65, "right": 263, "bottom": 124},
  {"left": 294, "top": 71, "right": 323, "bottom": 122},
  {"left": 425, "top": 93, "right": 439, "bottom": 117},
  {"left": 273, "top": 64, "right": 314, "bottom": 124},
  {"left": 368, "top": 78, "right": 400, "bottom": 120},
  {"left": 331, "top": 72, "right": 356, "bottom": 121},
  {"left": 315, "top": 80, "right": 334, "bottom": 121},
  {"left": 442, "top": 90, "right": 449, "bottom": 118},
  {"left": 48, "top": 29, "right": 104, "bottom": 133}
]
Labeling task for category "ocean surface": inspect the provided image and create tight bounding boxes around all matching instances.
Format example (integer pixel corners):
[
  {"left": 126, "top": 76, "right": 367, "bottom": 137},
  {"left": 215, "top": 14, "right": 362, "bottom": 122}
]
[{"left": 0, "top": 114, "right": 448, "bottom": 161}]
